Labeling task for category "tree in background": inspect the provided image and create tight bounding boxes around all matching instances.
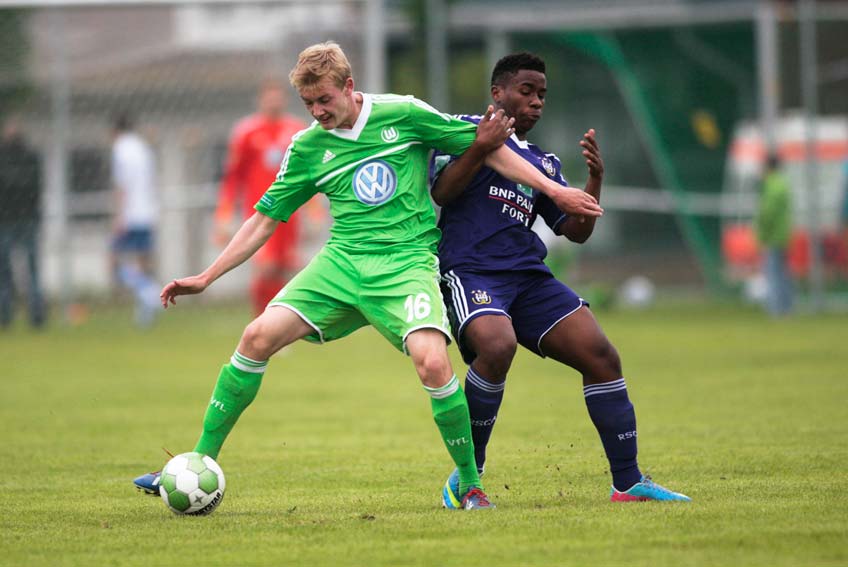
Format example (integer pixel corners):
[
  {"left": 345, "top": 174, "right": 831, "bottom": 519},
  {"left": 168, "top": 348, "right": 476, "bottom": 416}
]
[{"left": 0, "top": 10, "right": 33, "bottom": 118}]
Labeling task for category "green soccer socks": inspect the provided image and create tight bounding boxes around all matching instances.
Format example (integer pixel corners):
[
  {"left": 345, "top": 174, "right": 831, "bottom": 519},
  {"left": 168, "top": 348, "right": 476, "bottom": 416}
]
[
  {"left": 425, "top": 375, "right": 482, "bottom": 496},
  {"left": 193, "top": 352, "right": 265, "bottom": 459}
]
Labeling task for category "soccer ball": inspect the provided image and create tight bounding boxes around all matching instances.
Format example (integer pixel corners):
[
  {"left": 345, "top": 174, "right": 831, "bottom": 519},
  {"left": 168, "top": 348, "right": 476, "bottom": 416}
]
[
  {"left": 159, "top": 452, "right": 226, "bottom": 515},
  {"left": 618, "top": 275, "right": 656, "bottom": 309}
]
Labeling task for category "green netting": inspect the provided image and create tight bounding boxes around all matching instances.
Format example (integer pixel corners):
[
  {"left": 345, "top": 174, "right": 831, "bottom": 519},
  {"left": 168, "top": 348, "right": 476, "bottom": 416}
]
[{"left": 509, "top": 26, "right": 756, "bottom": 290}]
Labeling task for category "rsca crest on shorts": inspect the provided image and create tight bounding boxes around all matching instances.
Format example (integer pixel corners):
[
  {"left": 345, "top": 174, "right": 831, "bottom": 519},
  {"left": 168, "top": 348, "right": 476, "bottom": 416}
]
[
  {"left": 470, "top": 289, "right": 492, "bottom": 305},
  {"left": 352, "top": 160, "right": 397, "bottom": 206}
]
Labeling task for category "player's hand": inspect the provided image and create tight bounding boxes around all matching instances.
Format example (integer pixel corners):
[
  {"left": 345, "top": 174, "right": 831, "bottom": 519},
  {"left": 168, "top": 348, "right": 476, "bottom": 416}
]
[
  {"left": 473, "top": 105, "right": 514, "bottom": 153},
  {"left": 549, "top": 186, "right": 603, "bottom": 217},
  {"left": 581, "top": 128, "right": 604, "bottom": 180},
  {"left": 160, "top": 275, "right": 209, "bottom": 308}
]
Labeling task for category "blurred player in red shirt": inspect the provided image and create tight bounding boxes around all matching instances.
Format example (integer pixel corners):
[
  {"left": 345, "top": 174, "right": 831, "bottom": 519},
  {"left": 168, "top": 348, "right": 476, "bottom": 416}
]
[{"left": 215, "top": 79, "right": 307, "bottom": 315}]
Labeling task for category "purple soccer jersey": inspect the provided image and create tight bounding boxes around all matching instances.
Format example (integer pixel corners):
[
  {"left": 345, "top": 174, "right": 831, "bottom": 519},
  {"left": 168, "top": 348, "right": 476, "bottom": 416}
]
[{"left": 430, "top": 114, "right": 569, "bottom": 274}]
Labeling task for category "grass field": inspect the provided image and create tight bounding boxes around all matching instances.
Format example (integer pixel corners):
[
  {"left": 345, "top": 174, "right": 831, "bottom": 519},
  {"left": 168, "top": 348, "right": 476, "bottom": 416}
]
[{"left": 2, "top": 301, "right": 846, "bottom": 566}]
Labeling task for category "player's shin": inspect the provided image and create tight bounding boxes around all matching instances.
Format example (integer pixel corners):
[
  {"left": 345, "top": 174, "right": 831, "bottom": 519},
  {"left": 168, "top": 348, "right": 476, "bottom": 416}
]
[
  {"left": 425, "top": 375, "right": 481, "bottom": 496},
  {"left": 464, "top": 366, "right": 505, "bottom": 473},
  {"left": 193, "top": 351, "right": 266, "bottom": 459},
  {"left": 584, "top": 378, "right": 642, "bottom": 492}
]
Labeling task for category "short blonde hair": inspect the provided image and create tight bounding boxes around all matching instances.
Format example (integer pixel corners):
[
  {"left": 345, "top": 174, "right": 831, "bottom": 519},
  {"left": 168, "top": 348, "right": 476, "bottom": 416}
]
[{"left": 289, "top": 41, "right": 352, "bottom": 90}]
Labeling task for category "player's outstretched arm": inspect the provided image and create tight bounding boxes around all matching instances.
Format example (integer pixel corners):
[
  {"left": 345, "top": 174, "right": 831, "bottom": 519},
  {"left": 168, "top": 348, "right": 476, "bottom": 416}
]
[
  {"left": 559, "top": 128, "right": 604, "bottom": 243},
  {"left": 485, "top": 145, "right": 603, "bottom": 218},
  {"left": 431, "top": 105, "right": 513, "bottom": 206},
  {"left": 161, "top": 211, "right": 279, "bottom": 308}
]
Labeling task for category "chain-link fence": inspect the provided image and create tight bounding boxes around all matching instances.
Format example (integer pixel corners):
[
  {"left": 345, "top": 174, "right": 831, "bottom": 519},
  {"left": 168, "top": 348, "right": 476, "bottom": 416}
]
[
  {"left": 0, "top": 2, "right": 380, "bottom": 326},
  {"left": 2, "top": 1, "right": 848, "bottom": 329}
]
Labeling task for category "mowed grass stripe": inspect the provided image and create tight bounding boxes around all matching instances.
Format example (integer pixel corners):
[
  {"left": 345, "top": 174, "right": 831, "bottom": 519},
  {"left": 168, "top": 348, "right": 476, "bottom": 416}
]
[{"left": 1, "top": 303, "right": 845, "bottom": 566}]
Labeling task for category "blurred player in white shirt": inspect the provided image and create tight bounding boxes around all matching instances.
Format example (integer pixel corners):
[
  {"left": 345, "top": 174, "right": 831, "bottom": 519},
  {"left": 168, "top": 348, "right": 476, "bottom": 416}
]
[{"left": 111, "top": 113, "right": 160, "bottom": 327}]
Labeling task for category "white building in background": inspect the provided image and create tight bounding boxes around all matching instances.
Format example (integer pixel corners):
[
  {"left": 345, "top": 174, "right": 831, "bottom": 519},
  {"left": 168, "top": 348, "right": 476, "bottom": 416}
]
[
  {"left": 721, "top": 113, "right": 848, "bottom": 284},
  {"left": 725, "top": 114, "right": 848, "bottom": 230},
  {"left": 23, "top": 2, "right": 376, "bottom": 300}
]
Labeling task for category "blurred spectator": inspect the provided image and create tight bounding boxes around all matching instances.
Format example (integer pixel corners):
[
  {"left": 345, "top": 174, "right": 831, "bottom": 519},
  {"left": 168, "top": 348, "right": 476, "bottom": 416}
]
[
  {"left": 755, "top": 154, "right": 793, "bottom": 316},
  {"left": 214, "top": 79, "right": 307, "bottom": 316},
  {"left": 842, "top": 159, "right": 848, "bottom": 272},
  {"left": 843, "top": 161, "right": 848, "bottom": 227},
  {"left": 111, "top": 112, "right": 160, "bottom": 327},
  {"left": 0, "top": 115, "right": 45, "bottom": 329}
]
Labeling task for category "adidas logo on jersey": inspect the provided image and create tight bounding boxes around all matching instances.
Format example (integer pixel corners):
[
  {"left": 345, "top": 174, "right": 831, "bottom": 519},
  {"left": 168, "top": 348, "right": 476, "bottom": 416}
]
[{"left": 322, "top": 150, "right": 336, "bottom": 163}]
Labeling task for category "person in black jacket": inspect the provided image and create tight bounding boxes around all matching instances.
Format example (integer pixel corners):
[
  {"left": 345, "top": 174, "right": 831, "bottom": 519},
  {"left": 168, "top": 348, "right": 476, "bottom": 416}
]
[{"left": 0, "top": 115, "right": 45, "bottom": 329}]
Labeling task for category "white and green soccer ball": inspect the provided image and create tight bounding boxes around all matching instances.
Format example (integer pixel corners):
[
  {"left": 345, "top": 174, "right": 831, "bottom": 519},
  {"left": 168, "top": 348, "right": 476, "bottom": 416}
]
[{"left": 159, "top": 452, "right": 226, "bottom": 515}]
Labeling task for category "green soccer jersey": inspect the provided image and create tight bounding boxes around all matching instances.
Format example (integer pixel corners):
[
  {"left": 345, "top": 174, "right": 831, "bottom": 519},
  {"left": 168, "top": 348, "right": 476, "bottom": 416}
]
[{"left": 254, "top": 93, "right": 477, "bottom": 254}]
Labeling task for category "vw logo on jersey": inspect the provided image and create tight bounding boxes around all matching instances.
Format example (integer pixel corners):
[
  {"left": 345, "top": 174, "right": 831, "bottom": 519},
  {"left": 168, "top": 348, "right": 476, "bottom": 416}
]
[
  {"left": 381, "top": 127, "right": 399, "bottom": 143},
  {"left": 352, "top": 160, "right": 398, "bottom": 206}
]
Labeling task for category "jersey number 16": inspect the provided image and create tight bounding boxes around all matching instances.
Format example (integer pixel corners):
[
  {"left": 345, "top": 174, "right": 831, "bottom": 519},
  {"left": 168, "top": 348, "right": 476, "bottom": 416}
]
[{"left": 404, "top": 293, "right": 431, "bottom": 322}]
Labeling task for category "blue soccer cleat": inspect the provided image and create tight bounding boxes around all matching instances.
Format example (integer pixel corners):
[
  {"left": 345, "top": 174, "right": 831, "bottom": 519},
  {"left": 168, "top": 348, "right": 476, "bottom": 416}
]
[
  {"left": 460, "top": 487, "right": 494, "bottom": 510},
  {"left": 610, "top": 475, "right": 691, "bottom": 502},
  {"left": 441, "top": 468, "right": 461, "bottom": 509},
  {"left": 134, "top": 471, "right": 162, "bottom": 495},
  {"left": 442, "top": 468, "right": 494, "bottom": 510}
]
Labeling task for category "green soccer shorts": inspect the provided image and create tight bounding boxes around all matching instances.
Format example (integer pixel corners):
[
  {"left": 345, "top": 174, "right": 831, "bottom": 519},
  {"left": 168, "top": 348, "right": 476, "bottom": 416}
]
[{"left": 268, "top": 245, "right": 451, "bottom": 353}]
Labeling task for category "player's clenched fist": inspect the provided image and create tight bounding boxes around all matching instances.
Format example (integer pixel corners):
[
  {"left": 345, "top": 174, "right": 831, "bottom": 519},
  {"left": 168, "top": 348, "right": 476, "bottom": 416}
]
[
  {"left": 474, "top": 105, "right": 514, "bottom": 153},
  {"left": 581, "top": 128, "right": 604, "bottom": 180}
]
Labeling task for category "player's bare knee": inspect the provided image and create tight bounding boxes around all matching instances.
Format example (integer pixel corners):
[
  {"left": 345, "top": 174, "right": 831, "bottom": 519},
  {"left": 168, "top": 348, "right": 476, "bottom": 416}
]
[
  {"left": 474, "top": 333, "right": 517, "bottom": 377},
  {"left": 239, "top": 320, "right": 274, "bottom": 360},
  {"left": 594, "top": 339, "right": 622, "bottom": 381},
  {"left": 413, "top": 351, "right": 452, "bottom": 388}
]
